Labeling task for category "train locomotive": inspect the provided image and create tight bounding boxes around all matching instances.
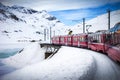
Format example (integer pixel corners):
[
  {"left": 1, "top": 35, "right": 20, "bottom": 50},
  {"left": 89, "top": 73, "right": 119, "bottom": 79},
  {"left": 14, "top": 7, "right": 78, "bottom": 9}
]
[{"left": 52, "top": 26, "right": 120, "bottom": 63}]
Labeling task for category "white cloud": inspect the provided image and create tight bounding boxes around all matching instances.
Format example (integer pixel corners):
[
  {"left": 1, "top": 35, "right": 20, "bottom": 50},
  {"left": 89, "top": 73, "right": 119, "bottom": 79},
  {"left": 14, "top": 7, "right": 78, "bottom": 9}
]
[{"left": 1, "top": 0, "right": 120, "bottom": 11}]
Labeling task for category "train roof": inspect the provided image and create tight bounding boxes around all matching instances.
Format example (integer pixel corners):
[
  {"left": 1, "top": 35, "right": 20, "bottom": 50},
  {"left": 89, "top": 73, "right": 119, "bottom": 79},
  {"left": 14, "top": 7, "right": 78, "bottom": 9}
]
[{"left": 109, "top": 22, "right": 120, "bottom": 32}]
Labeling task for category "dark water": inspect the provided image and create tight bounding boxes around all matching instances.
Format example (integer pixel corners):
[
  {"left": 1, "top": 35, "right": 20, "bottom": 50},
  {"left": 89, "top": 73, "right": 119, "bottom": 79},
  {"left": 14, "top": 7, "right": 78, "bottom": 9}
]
[
  {"left": 0, "top": 48, "right": 21, "bottom": 77},
  {"left": 0, "top": 48, "right": 21, "bottom": 58},
  {"left": 0, "top": 43, "right": 28, "bottom": 77},
  {"left": 0, "top": 43, "right": 29, "bottom": 59}
]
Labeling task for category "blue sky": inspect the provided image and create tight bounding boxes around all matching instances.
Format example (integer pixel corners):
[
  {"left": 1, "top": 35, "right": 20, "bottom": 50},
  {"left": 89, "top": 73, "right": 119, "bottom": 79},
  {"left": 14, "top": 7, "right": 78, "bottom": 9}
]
[
  {"left": 1, "top": 0, "right": 120, "bottom": 26},
  {"left": 49, "top": 2, "right": 120, "bottom": 26}
]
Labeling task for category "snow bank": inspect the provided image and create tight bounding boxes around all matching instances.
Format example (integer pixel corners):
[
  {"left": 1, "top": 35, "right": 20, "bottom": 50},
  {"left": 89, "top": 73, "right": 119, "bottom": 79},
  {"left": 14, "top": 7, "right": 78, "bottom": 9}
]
[
  {"left": 1, "top": 45, "right": 120, "bottom": 80},
  {"left": 0, "top": 42, "right": 29, "bottom": 50},
  {"left": 1, "top": 46, "right": 95, "bottom": 80},
  {"left": 0, "top": 42, "right": 45, "bottom": 68},
  {"left": 89, "top": 51, "right": 120, "bottom": 80}
]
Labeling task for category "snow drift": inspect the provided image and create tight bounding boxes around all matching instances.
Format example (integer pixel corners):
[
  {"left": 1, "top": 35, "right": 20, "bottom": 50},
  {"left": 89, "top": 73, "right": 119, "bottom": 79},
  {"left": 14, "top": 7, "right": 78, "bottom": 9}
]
[
  {"left": 0, "top": 42, "right": 45, "bottom": 69},
  {"left": 0, "top": 43, "right": 120, "bottom": 80},
  {"left": 0, "top": 46, "right": 96, "bottom": 80}
]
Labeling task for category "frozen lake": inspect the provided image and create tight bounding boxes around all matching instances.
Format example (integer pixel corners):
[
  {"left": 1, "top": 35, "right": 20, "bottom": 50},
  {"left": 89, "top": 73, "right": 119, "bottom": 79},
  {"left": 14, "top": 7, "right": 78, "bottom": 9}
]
[
  {"left": 0, "top": 43, "right": 29, "bottom": 58},
  {"left": 0, "top": 48, "right": 20, "bottom": 58}
]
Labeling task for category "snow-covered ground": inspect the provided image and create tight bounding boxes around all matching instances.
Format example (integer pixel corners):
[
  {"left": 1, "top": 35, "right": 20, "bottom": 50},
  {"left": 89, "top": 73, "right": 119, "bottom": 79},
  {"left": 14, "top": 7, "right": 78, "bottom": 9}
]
[{"left": 0, "top": 43, "right": 120, "bottom": 80}]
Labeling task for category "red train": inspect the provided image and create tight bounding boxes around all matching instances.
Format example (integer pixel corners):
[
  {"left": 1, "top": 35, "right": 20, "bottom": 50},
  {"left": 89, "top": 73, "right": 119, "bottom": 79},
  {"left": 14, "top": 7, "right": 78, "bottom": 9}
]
[{"left": 52, "top": 32, "right": 120, "bottom": 62}]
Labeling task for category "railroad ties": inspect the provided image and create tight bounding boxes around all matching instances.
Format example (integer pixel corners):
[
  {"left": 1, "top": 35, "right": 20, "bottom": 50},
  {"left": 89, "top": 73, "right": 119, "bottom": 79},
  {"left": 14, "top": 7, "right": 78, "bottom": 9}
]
[{"left": 40, "top": 43, "right": 61, "bottom": 59}]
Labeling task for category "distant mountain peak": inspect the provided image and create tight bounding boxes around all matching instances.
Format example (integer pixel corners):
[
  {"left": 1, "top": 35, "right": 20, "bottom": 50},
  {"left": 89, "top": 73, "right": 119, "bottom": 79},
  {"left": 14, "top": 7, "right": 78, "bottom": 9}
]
[
  {"left": 10, "top": 5, "right": 38, "bottom": 14},
  {"left": 0, "top": 2, "right": 4, "bottom": 6},
  {"left": 11, "top": 5, "right": 25, "bottom": 9},
  {"left": 0, "top": 2, "right": 6, "bottom": 9}
]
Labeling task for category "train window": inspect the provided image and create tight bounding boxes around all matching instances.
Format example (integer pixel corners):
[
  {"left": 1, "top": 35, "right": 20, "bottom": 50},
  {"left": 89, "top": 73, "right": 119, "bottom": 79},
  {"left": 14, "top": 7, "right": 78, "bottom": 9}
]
[
  {"left": 79, "top": 37, "right": 81, "bottom": 41},
  {"left": 79, "top": 37, "right": 82, "bottom": 42},
  {"left": 98, "top": 35, "right": 101, "bottom": 43},
  {"left": 68, "top": 37, "right": 71, "bottom": 42},
  {"left": 82, "top": 37, "right": 85, "bottom": 41},
  {"left": 60, "top": 37, "right": 64, "bottom": 42},
  {"left": 97, "top": 35, "right": 100, "bottom": 43},
  {"left": 96, "top": 35, "right": 98, "bottom": 42},
  {"left": 74, "top": 37, "right": 77, "bottom": 42},
  {"left": 92, "top": 35, "right": 98, "bottom": 43},
  {"left": 56, "top": 37, "right": 59, "bottom": 41},
  {"left": 79, "top": 37, "right": 85, "bottom": 42}
]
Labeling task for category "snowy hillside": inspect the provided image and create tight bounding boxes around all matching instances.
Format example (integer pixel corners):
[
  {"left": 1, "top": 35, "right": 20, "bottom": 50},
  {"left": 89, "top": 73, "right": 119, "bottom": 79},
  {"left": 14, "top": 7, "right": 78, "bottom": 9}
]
[
  {"left": 0, "top": 3, "right": 66, "bottom": 43},
  {"left": 71, "top": 9, "right": 120, "bottom": 34}
]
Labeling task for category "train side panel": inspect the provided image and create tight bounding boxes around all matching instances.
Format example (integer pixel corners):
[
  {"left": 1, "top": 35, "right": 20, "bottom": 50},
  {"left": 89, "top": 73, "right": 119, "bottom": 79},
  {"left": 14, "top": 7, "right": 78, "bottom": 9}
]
[
  {"left": 52, "top": 36, "right": 60, "bottom": 44},
  {"left": 88, "top": 33, "right": 106, "bottom": 52},
  {"left": 78, "top": 34, "right": 88, "bottom": 48},
  {"left": 60, "top": 36, "right": 66, "bottom": 45},
  {"left": 105, "top": 33, "right": 120, "bottom": 62},
  {"left": 107, "top": 46, "right": 120, "bottom": 62},
  {"left": 72, "top": 35, "right": 79, "bottom": 47}
]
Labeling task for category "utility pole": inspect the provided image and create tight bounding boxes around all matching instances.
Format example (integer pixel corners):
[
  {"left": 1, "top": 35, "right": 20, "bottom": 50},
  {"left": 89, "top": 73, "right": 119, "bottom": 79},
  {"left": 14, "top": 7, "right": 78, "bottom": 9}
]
[
  {"left": 53, "top": 30, "right": 55, "bottom": 36},
  {"left": 44, "top": 29, "right": 46, "bottom": 41},
  {"left": 83, "top": 18, "right": 85, "bottom": 33},
  {"left": 50, "top": 26, "right": 52, "bottom": 43},
  {"left": 47, "top": 29, "right": 49, "bottom": 39},
  {"left": 108, "top": 9, "right": 110, "bottom": 30}
]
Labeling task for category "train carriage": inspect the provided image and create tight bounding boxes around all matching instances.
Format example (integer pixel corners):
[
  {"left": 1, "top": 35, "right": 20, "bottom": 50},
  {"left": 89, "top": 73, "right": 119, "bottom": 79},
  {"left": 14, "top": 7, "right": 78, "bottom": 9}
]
[
  {"left": 59, "top": 35, "right": 73, "bottom": 46},
  {"left": 52, "top": 36, "right": 60, "bottom": 44},
  {"left": 105, "top": 32, "right": 120, "bottom": 62},
  {"left": 72, "top": 34, "right": 88, "bottom": 47},
  {"left": 88, "top": 32, "right": 106, "bottom": 53}
]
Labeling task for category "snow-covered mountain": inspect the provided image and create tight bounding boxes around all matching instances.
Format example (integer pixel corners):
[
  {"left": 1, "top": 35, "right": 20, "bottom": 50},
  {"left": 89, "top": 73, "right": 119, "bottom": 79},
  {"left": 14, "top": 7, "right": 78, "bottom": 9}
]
[
  {"left": 71, "top": 9, "right": 120, "bottom": 34},
  {"left": 0, "top": 3, "right": 66, "bottom": 43},
  {"left": 1, "top": 2, "right": 120, "bottom": 43}
]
